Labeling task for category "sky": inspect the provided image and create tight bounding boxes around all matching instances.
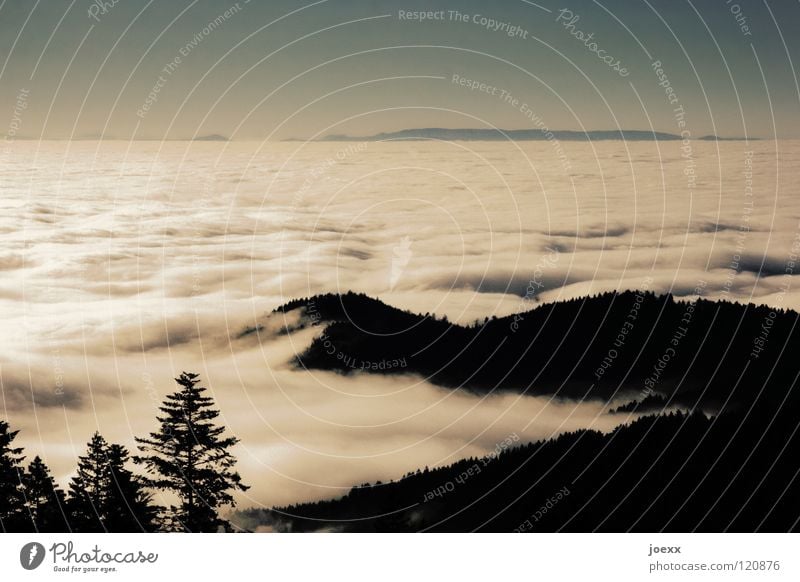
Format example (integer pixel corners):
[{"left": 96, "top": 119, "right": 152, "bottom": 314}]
[{"left": 0, "top": 0, "right": 798, "bottom": 140}]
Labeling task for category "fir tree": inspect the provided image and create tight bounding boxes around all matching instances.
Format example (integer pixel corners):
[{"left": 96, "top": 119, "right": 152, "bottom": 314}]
[
  {"left": 0, "top": 420, "right": 26, "bottom": 532},
  {"left": 68, "top": 432, "right": 110, "bottom": 532},
  {"left": 68, "top": 433, "right": 159, "bottom": 532},
  {"left": 135, "top": 372, "right": 248, "bottom": 532},
  {"left": 105, "top": 444, "right": 159, "bottom": 532},
  {"left": 22, "top": 456, "right": 68, "bottom": 532}
]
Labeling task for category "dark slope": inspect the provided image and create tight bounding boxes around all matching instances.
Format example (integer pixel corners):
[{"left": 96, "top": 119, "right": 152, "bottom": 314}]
[
  {"left": 260, "top": 401, "right": 800, "bottom": 532},
  {"left": 272, "top": 291, "right": 800, "bottom": 411}
]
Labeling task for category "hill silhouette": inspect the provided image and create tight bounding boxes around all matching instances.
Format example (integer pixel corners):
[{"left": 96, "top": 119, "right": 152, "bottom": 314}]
[
  {"left": 270, "top": 290, "right": 800, "bottom": 413},
  {"left": 259, "top": 400, "right": 800, "bottom": 532},
  {"left": 232, "top": 291, "right": 800, "bottom": 532},
  {"left": 316, "top": 128, "right": 684, "bottom": 142}
]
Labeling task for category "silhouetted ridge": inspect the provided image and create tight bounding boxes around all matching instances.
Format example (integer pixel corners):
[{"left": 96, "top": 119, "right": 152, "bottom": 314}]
[
  {"left": 317, "top": 128, "right": 685, "bottom": 142},
  {"left": 273, "top": 291, "right": 422, "bottom": 334},
  {"left": 611, "top": 393, "right": 670, "bottom": 414},
  {"left": 260, "top": 402, "right": 800, "bottom": 532},
  {"left": 272, "top": 290, "right": 800, "bottom": 412}
]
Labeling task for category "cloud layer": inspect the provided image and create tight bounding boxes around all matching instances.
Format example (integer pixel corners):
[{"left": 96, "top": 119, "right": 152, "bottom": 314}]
[{"left": 1, "top": 138, "right": 796, "bottom": 506}]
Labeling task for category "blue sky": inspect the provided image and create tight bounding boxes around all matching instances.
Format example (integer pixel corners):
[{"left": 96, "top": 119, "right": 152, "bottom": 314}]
[{"left": 0, "top": 0, "right": 797, "bottom": 139}]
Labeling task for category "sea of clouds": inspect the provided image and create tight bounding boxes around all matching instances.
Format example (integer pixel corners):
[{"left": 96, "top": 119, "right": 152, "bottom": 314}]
[{"left": 0, "top": 138, "right": 797, "bottom": 507}]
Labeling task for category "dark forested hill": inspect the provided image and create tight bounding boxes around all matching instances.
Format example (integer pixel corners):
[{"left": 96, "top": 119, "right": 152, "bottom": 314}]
[
  {"left": 229, "top": 291, "right": 800, "bottom": 532},
  {"left": 232, "top": 291, "right": 800, "bottom": 532},
  {"left": 270, "top": 290, "right": 800, "bottom": 412},
  {"left": 251, "top": 401, "right": 800, "bottom": 532}
]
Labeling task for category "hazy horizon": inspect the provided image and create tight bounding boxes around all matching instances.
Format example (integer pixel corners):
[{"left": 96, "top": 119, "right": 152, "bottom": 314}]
[
  {"left": 3, "top": 131, "right": 782, "bottom": 142},
  {"left": 1, "top": 1, "right": 799, "bottom": 141}
]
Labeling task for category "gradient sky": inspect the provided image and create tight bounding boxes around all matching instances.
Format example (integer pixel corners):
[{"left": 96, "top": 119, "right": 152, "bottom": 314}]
[{"left": 0, "top": 0, "right": 798, "bottom": 140}]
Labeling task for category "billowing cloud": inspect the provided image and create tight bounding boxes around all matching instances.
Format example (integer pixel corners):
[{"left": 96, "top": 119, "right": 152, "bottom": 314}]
[{"left": 0, "top": 138, "right": 795, "bottom": 506}]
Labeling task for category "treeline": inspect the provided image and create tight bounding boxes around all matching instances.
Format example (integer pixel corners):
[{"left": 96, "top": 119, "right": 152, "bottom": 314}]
[
  {"left": 0, "top": 372, "right": 247, "bottom": 533},
  {"left": 275, "top": 290, "right": 800, "bottom": 411},
  {"left": 271, "top": 400, "right": 800, "bottom": 532}
]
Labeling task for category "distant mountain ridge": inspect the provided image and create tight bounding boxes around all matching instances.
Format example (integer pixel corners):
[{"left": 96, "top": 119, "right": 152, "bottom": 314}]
[
  {"left": 191, "top": 134, "right": 229, "bottom": 141},
  {"left": 312, "top": 128, "right": 755, "bottom": 142}
]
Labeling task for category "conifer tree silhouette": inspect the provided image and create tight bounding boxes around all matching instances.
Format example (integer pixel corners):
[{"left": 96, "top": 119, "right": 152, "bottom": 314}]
[
  {"left": 135, "top": 372, "right": 248, "bottom": 532},
  {"left": 0, "top": 420, "right": 26, "bottom": 532},
  {"left": 105, "top": 444, "right": 159, "bottom": 532},
  {"left": 68, "top": 433, "right": 158, "bottom": 532},
  {"left": 22, "top": 456, "right": 68, "bottom": 532},
  {"left": 68, "top": 432, "right": 112, "bottom": 531}
]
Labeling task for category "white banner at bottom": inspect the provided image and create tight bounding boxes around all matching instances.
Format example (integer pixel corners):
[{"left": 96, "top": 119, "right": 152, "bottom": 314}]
[{"left": 0, "top": 533, "right": 795, "bottom": 581}]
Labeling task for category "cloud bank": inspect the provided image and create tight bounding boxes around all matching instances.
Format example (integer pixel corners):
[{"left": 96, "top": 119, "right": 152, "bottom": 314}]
[{"left": 1, "top": 138, "right": 796, "bottom": 505}]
